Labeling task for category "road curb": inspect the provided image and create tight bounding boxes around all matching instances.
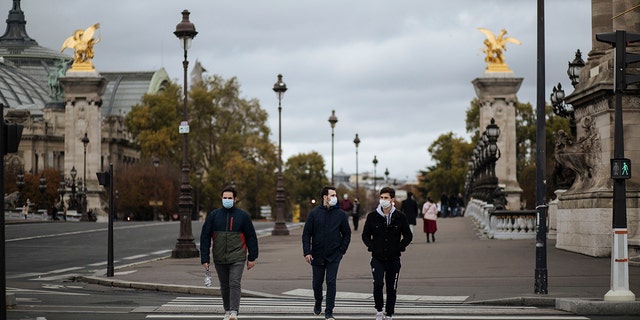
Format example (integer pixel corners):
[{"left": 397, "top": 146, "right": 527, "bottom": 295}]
[{"left": 78, "top": 275, "right": 285, "bottom": 298}]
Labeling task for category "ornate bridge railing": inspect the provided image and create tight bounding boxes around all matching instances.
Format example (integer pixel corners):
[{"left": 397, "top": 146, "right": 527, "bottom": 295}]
[{"left": 466, "top": 199, "right": 536, "bottom": 239}]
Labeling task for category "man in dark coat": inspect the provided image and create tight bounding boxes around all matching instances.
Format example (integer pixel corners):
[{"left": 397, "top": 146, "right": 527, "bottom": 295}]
[
  {"left": 302, "top": 186, "right": 351, "bottom": 320},
  {"left": 400, "top": 191, "right": 418, "bottom": 235},
  {"left": 362, "top": 187, "right": 412, "bottom": 320}
]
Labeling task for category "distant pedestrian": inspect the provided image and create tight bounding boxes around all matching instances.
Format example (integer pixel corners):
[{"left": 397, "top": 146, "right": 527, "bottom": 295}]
[
  {"left": 340, "top": 193, "right": 353, "bottom": 213},
  {"left": 362, "top": 187, "right": 412, "bottom": 320},
  {"left": 422, "top": 197, "right": 438, "bottom": 243},
  {"left": 456, "top": 193, "right": 465, "bottom": 217},
  {"left": 449, "top": 193, "right": 458, "bottom": 217},
  {"left": 302, "top": 186, "right": 351, "bottom": 320},
  {"left": 400, "top": 191, "right": 418, "bottom": 235},
  {"left": 200, "top": 187, "right": 259, "bottom": 320},
  {"left": 352, "top": 197, "right": 361, "bottom": 231},
  {"left": 440, "top": 193, "right": 449, "bottom": 218}
]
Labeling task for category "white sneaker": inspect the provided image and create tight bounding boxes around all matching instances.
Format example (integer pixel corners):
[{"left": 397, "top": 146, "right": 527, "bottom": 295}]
[
  {"left": 385, "top": 316, "right": 392, "bottom": 320},
  {"left": 375, "top": 311, "right": 384, "bottom": 320},
  {"left": 223, "top": 311, "right": 231, "bottom": 320},
  {"left": 229, "top": 311, "right": 238, "bottom": 320}
]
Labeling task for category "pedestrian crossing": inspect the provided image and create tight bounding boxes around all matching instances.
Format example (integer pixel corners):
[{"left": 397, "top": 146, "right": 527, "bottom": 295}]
[{"left": 142, "top": 296, "right": 590, "bottom": 320}]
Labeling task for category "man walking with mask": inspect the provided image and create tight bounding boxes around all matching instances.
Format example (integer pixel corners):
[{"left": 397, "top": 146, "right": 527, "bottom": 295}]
[
  {"left": 362, "top": 187, "right": 412, "bottom": 320},
  {"left": 201, "top": 187, "right": 259, "bottom": 320},
  {"left": 302, "top": 186, "right": 351, "bottom": 320}
]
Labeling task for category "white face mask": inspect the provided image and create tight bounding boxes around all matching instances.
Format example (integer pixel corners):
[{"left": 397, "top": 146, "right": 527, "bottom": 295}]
[
  {"left": 380, "top": 199, "right": 391, "bottom": 209},
  {"left": 328, "top": 196, "right": 338, "bottom": 206}
]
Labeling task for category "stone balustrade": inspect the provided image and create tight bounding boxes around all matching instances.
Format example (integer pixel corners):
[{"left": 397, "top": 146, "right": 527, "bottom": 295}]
[{"left": 466, "top": 198, "right": 536, "bottom": 239}]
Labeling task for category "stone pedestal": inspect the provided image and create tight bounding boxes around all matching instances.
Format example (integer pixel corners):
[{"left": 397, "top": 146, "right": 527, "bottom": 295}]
[
  {"left": 59, "top": 71, "right": 108, "bottom": 217},
  {"left": 472, "top": 73, "right": 523, "bottom": 210}
]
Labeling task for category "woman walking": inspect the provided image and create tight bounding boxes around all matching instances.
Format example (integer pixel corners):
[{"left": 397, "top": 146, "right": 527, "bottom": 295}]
[{"left": 422, "top": 197, "right": 438, "bottom": 243}]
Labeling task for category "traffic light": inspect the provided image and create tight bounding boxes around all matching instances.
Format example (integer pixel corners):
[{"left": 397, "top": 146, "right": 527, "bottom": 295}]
[
  {"left": 611, "top": 158, "right": 631, "bottom": 179},
  {"left": 3, "top": 120, "right": 23, "bottom": 155},
  {"left": 596, "top": 30, "right": 640, "bottom": 91}
]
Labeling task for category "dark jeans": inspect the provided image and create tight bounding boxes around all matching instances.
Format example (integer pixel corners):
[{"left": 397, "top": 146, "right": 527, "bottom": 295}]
[
  {"left": 312, "top": 259, "right": 341, "bottom": 315},
  {"left": 352, "top": 214, "right": 360, "bottom": 230},
  {"left": 214, "top": 261, "right": 245, "bottom": 312},
  {"left": 370, "top": 257, "right": 401, "bottom": 317}
]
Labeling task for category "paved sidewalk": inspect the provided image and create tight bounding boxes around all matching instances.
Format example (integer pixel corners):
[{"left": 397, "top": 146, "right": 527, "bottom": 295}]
[{"left": 81, "top": 216, "right": 640, "bottom": 314}]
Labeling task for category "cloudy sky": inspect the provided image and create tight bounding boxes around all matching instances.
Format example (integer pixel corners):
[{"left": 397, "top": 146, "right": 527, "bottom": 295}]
[{"left": 10, "top": 0, "right": 592, "bottom": 182}]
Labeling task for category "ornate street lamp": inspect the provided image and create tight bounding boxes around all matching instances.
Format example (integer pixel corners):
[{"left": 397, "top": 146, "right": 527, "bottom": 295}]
[
  {"left": 172, "top": 9, "right": 199, "bottom": 257},
  {"left": 272, "top": 74, "right": 289, "bottom": 235},
  {"left": 384, "top": 168, "right": 389, "bottom": 185},
  {"left": 16, "top": 170, "right": 24, "bottom": 207},
  {"left": 153, "top": 157, "right": 160, "bottom": 221},
  {"left": 353, "top": 133, "right": 360, "bottom": 199},
  {"left": 550, "top": 83, "right": 576, "bottom": 136},
  {"left": 69, "top": 166, "right": 78, "bottom": 211},
  {"left": 567, "top": 49, "right": 585, "bottom": 88},
  {"left": 38, "top": 173, "right": 46, "bottom": 214},
  {"left": 195, "top": 169, "right": 202, "bottom": 221},
  {"left": 328, "top": 110, "right": 338, "bottom": 185},
  {"left": 80, "top": 132, "right": 90, "bottom": 221},
  {"left": 372, "top": 155, "right": 378, "bottom": 193}
]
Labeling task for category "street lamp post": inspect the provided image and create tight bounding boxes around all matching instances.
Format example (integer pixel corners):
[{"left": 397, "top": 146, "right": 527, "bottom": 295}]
[
  {"left": 384, "top": 168, "right": 389, "bottom": 186},
  {"left": 195, "top": 170, "right": 202, "bottom": 221},
  {"left": 272, "top": 74, "right": 290, "bottom": 235},
  {"left": 58, "top": 179, "right": 66, "bottom": 221},
  {"left": 172, "top": 9, "right": 199, "bottom": 257},
  {"left": 372, "top": 155, "right": 378, "bottom": 193},
  {"left": 16, "top": 170, "right": 24, "bottom": 207},
  {"left": 38, "top": 174, "right": 46, "bottom": 217},
  {"left": 353, "top": 133, "right": 360, "bottom": 199},
  {"left": 328, "top": 110, "right": 338, "bottom": 185},
  {"left": 153, "top": 157, "right": 160, "bottom": 221},
  {"left": 80, "top": 133, "right": 90, "bottom": 221}
]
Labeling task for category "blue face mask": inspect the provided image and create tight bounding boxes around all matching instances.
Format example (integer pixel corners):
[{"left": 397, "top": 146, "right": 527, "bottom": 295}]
[{"left": 222, "top": 199, "right": 234, "bottom": 209}]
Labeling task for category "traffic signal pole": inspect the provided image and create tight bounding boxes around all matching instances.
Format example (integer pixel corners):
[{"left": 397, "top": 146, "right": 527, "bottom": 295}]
[{"left": 596, "top": 29, "right": 638, "bottom": 302}]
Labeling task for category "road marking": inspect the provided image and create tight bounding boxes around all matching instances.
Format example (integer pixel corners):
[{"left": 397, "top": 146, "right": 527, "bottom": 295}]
[{"left": 6, "top": 222, "right": 169, "bottom": 242}]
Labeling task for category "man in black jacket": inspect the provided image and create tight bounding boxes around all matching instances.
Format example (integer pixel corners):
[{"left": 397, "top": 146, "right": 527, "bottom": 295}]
[
  {"left": 399, "top": 191, "right": 418, "bottom": 235},
  {"left": 362, "top": 187, "right": 412, "bottom": 320},
  {"left": 302, "top": 186, "right": 351, "bottom": 320}
]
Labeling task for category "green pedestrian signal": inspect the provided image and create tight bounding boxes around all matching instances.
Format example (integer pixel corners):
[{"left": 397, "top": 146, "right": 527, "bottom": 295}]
[{"left": 611, "top": 158, "right": 631, "bottom": 179}]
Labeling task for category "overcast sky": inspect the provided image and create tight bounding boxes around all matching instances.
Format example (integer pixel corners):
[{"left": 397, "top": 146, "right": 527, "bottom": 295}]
[{"left": 10, "top": 1, "right": 592, "bottom": 182}]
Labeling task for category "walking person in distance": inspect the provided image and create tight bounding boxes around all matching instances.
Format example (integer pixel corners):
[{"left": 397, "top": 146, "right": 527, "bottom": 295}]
[
  {"left": 362, "top": 187, "right": 413, "bottom": 320},
  {"left": 302, "top": 186, "right": 352, "bottom": 320},
  {"left": 200, "top": 187, "right": 259, "bottom": 320},
  {"left": 400, "top": 191, "right": 418, "bottom": 235},
  {"left": 422, "top": 197, "right": 438, "bottom": 243}
]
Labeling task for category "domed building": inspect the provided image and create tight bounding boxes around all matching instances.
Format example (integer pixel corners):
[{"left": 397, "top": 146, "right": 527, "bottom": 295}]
[{"left": 1, "top": 0, "right": 170, "bottom": 218}]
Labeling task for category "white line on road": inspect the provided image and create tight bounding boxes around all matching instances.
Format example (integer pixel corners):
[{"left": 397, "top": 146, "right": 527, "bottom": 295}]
[{"left": 6, "top": 222, "right": 169, "bottom": 242}]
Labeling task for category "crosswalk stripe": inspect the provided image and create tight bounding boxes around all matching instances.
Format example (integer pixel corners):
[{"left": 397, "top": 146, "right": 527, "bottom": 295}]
[{"left": 146, "top": 296, "right": 589, "bottom": 320}]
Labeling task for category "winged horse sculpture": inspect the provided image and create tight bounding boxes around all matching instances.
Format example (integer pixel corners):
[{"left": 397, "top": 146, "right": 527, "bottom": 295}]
[
  {"left": 477, "top": 28, "right": 521, "bottom": 72},
  {"left": 61, "top": 23, "right": 101, "bottom": 71}
]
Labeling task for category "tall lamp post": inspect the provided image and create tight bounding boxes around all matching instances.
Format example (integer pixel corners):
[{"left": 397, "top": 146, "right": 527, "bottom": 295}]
[
  {"left": 80, "top": 133, "right": 90, "bottom": 221},
  {"left": 372, "top": 155, "right": 378, "bottom": 194},
  {"left": 153, "top": 157, "right": 160, "bottom": 221},
  {"left": 16, "top": 170, "right": 24, "bottom": 207},
  {"left": 172, "top": 9, "right": 199, "bottom": 257},
  {"left": 272, "top": 74, "right": 290, "bottom": 235},
  {"left": 58, "top": 179, "right": 66, "bottom": 220},
  {"left": 328, "top": 110, "right": 338, "bottom": 185},
  {"left": 353, "top": 133, "right": 360, "bottom": 199},
  {"left": 384, "top": 168, "right": 389, "bottom": 186},
  {"left": 195, "top": 170, "right": 202, "bottom": 221},
  {"left": 38, "top": 174, "right": 46, "bottom": 215}
]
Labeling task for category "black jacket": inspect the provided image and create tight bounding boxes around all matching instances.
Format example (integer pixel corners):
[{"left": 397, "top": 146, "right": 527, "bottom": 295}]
[
  {"left": 302, "top": 204, "right": 351, "bottom": 266},
  {"left": 400, "top": 198, "right": 418, "bottom": 225},
  {"left": 362, "top": 206, "right": 412, "bottom": 261}
]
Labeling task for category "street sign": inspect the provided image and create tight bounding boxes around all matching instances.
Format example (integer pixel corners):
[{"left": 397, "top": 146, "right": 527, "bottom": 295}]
[
  {"left": 611, "top": 158, "right": 631, "bottom": 179},
  {"left": 260, "top": 205, "right": 272, "bottom": 218},
  {"left": 179, "top": 121, "right": 189, "bottom": 133}
]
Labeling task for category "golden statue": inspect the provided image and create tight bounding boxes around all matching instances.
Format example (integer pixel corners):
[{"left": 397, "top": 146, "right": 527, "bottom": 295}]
[
  {"left": 61, "top": 23, "right": 101, "bottom": 72},
  {"left": 477, "top": 28, "right": 521, "bottom": 72}
]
